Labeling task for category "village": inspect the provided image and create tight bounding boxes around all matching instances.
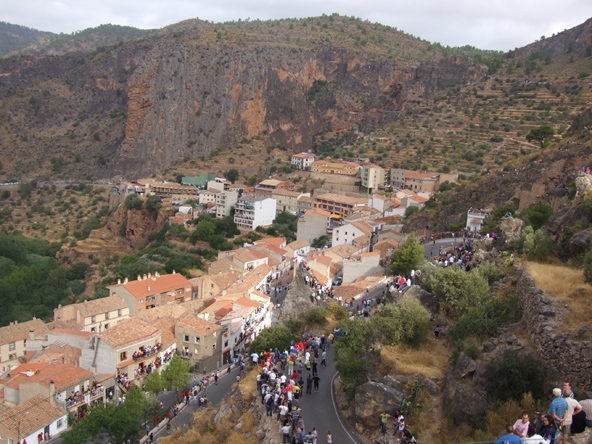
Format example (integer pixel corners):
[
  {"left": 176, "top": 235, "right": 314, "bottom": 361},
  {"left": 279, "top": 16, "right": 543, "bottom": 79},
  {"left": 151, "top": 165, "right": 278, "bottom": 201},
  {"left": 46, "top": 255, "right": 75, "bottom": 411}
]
[{"left": 0, "top": 153, "right": 487, "bottom": 444}]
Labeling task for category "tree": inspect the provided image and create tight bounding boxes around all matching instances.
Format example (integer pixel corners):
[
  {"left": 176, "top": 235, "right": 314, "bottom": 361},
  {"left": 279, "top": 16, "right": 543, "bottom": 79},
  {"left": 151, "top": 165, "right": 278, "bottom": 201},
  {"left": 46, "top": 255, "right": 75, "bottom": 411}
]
[
  {"left": 124, "top": 194, "right": 143, "bottom": 210},
  {"left": 61, "top": 386, "right": 147, "bottom": 444},
  {"left": 519, "top": 201, "right": 553, "bottom": 230},
  {"left": 224, "top": 169, "right": 239, "bottom": 184},
  {"left": 420, "top": 265, "right": 489, "bottom": 312},
  {"left": 526, "top": 125, "right": 554, "bottom": 148},
  {"left": 190, "top": 221, "right": 215, "bottom": 244},
  {"left": 161, "top": 355, "right": 191, "bottom": 399},
  {"left": 484, "top": 351, "right": 545, "bottom": 403},
  {"left": 521, "top": 226, "right": 558, "bottom": 261},
  {"left": 143, "top": 370, "right": 163, "bottom": 398},
  {"left": 405, "top": 206, "right": 419, "bottom": 218},
  {"left": 249, "top": 326, "right": 294, "bottom": 355},
  {"left": 311, "top": 235, "right": 329, "bottom": 249},
  {"left": 390, "top": 233, "right": 425, "bottom": 276},
  {"left": 144, "top": 195, "right": 162, "bottom": 213}
]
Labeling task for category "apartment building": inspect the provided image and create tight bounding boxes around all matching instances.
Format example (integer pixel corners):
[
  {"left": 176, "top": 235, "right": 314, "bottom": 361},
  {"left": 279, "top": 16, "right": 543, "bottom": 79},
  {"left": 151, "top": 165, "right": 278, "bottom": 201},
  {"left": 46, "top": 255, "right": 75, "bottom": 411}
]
[
  {"left": 360, "top": 164, "right": 386, "bottom": 194},
  {"left": 106, "top": 272, "right": 193, "bottom": 313},
  {"left": 175, "top": 314, "right": 222, "bottom": 373},
  {"left": 313, "top": 192, "right": 369, "bottom": 217},
  {"left": 150, "top": 182, "right": 198, "bottom": 199},
  {"left": 53, "top": 296, "right": 129, "bottom": 333},
  {"left": 271, "top": 189, "right": 307, "bottom": 214},
  {"left": 233, "top": 196, "right": 276, "bottom": 230},
  {"left": 215, "top": 190, "right": 238, "bottom": 218},
  {"left": 296, "top": 208, "right": 331, "bottom": 244},
  {"left": 0, "top": 319, "right": 48, "bottom": 373},
  {"left": 254, "top": 179, "right": 295, "bottom": 197},
  {"left": 331, "top": 221, "right": 374, "bottom": 248}
]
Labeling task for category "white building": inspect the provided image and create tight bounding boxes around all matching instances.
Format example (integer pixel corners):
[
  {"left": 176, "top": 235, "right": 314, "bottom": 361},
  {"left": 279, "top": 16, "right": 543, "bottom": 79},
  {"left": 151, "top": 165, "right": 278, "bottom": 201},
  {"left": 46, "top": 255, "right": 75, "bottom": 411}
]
[
  {"left": 291, "top": 152, "right": 315, "bottom": 170},
  {"left": 466, "top": 208, "right": 491, "bottom": 232},
  {"left": 216, "top": 190, "right": 238, "bottom": 218},
  {"left": 332, "top": 221, "right": 374, "bottom": 248},
  {"left": 234, "top": 196, "right": 277, "bottom": 230},
  {"left": 198, "top": 189, "right": 220, "bottom": 205}
]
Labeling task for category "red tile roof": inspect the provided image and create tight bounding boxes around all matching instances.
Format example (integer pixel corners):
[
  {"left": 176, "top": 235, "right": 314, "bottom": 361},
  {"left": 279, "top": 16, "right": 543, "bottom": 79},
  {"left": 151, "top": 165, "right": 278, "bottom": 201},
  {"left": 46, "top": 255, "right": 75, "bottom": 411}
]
[
  {"left": 109, "top": 273, "right": 192, "bottom": 299},
  {"left": 100, "top": 318, "right": 160, "bottom": 349},
  {"left": 0, "top": 395, "right": 66, "bottom": 437}
]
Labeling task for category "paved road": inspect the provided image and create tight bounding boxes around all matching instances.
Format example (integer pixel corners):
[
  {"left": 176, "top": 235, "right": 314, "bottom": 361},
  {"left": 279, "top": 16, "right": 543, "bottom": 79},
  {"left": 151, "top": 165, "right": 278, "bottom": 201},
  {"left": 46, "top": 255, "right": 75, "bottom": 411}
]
[
  {"left": 153, "top": 364, "right": 244, "bottom": 439},
  {"left": 423, "top": 237, "right": 461, "bottom": 260},
  {"left": 299, "top": 346, "right": 359, "bottom": 444}
]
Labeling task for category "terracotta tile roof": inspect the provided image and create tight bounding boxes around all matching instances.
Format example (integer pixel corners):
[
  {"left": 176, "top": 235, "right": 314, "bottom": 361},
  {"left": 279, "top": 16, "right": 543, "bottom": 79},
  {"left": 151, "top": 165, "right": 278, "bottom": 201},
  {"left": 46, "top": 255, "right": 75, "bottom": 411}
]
[
  {"left": 287, "top": 239, "right": 310, "bottom": 250},
  {"left": 132, "top": 304, "right": 190, "bottom": 322},
  {"left": 326, "top": 244, "right": 358, "bottom": 258},
  {"left": 209, "top": 272, "right": 239, "bottom": 289},
  {"left": 7, "top": 362, "right": 93, "bottom": 392},
  {"left": 208, "top": 257, "right": 234, "bottom": 275},
  {"left": 310, "top": 269, "right": 329, "bottom": 286},
  {"left": 0, "top": 319, "right": 48, "bottom": 345},
  {"left": 271, "top": 189, "right": 301, "bottom": 197},
  {"left": 292, "top": 153, "right": 314, "bottom": 159},
  {"left": 198, "top": 300, "right": 234, "bottom": 318},
  {"left": 100, "top": 318, "right": 160, "bottom": 349},
  {"left": 108, "top": 273, "right": 192, "bottom": 299},
  {"left": 75, "top": 296, "right": 128, "bottom": 318},
  {"left": 374, "top": 238, "right": 400, "bottom": 250},
  {"left": 225, "top": 264, "right": 272, "bottom": 295},
  {"left": 354, "top": 251, "right": 380, "bottom": 258},
  {"left": 234, "top": 248, "right": 269, "bottom": 264},
  {"left": 152, "top": 317, "right": 177, "bottom": 348},
  {"left": 256, "top": 237, "right": 287, "bottom": 247},
  {"left": 220, "top": 306, "right": 256, "bottom": 322},
  {"left": 258, "top": 179, "right": 284, "bottom": 187},
  {"left": 179, "top": 299, "right": 205, "bottom": 314},
  {"left": 234, "top": 297, "right": 262, "bottom": 309},
  {"left": 298, "top": 196, "right": 315, "bottom": 203},
  {"left": 259, "top": 244, "right": 288, "bottom": 255},
  {"left": 304, "top": 208, "right": 331, "bottom": 217},
  {"left": 29, "top": 344, "right": 82, "bottom": 366},
  {"left": 177, "top": 314, "right": 222, "bottom": 336},
  {"left": 351, "top": 221, "right": 374, "bottom": 235},
  {"left": 329, "top": 263, "right": 342, "bottom": 277},
  {"left": 0, "top": 395, "right": 66, "bottom": 437},
  {"left": 409, "top": 195, "right": 429, "bottom": 203},
  {"left": 373, "top": 194, "right": 389, "bottom": 201},
  {"left": 406, "top": 171, "right": 439, "bottom": 179},
  {"left": 314, "top": 255, "right": 333, "bottom": 267},
  {"left": 315, "top": 193, "right": 368, "bottom": 206},
  {"left": 49, "top": 328, "right": 93, "bottom": 338}
]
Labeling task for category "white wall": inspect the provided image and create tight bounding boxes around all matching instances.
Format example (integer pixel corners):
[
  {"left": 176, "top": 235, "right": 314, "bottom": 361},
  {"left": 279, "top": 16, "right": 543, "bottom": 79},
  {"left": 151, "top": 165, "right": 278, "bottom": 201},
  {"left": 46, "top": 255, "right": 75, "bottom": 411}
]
[{"left": 252, "top": 198, "right": 276, "bottom": 229}]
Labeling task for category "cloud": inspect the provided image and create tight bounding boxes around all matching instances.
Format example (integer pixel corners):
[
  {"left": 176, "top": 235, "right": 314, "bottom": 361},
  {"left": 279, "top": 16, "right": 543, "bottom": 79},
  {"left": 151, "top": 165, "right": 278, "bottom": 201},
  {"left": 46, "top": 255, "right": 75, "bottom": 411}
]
[{"left": 1, "top": 0, "right": 591, "bottom": 50}]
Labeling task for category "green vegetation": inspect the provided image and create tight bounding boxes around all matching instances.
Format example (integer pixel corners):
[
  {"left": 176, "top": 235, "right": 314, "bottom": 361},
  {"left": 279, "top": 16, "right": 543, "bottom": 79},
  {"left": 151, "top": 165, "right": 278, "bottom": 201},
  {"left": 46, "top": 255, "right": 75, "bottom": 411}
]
[
  {"left": 519, "top": 201, "right": 553, "bottom": 231},
  {"left": 304, "top": 307, "right": 328, "bottom": 324},
  {"left": 262, "top": 212, "right": 298, "bottom": 243},
  {"left": 520, "top": 226, "right": 558, "bottom": 261},
  {"left": 335, "top": 299, "right": 430, "bottom": 400},
  {"left": 420, "top": 265, "right": 489, "bottom": 313},
  {"left": 484, "top": 351, "right": 545, "bottom": 403},
  {"left": 525, "top": 125, "right": 554, "bottom": 148},
  {"left": 390, "top": 233, "right": 425, "bottom": 275},
  {"left": 448, "top": 295, "right": 519, "bottom": 340},
  {"left": 161, "top": 355, "right": 192, "bottom": 399},
  {"left": 249, "top": 326, "right": 295, "bottom": 355},
  {"left": 0, "top": 232, "right": 87, "bottom": 326},
  {"left": 61, "top": 386, "right": 147, "bottom": 444}
]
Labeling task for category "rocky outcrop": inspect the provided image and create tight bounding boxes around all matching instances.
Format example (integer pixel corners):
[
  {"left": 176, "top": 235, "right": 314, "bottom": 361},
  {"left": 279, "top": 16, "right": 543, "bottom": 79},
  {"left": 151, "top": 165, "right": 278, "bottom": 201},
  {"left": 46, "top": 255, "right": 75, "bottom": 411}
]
[
  {"left": 453, "top": 352, "right": 478, "bottom": 379},
  {"left": 498, "top": 216, "right": 524, "bottom": 249},
  {"left": 515, "top": 266, "right": 592, "bottom": 390},
  {"left": 395, "top": 285, "right": 440, "bottom": 315},
  {"left": 575, "top": 173, "right": 592, "bottom": 196},
  {"left": 278, "top": 270, "right": 317, "bottom": 326},
  {"left": 444, "top": 381, "right": 488, "bottom": 428},
  {"left": 354, "top": 381, "right": 406, "bottom": 427},
  {"left": 105, "top": 204, "right": 166, "bottom": 250}
]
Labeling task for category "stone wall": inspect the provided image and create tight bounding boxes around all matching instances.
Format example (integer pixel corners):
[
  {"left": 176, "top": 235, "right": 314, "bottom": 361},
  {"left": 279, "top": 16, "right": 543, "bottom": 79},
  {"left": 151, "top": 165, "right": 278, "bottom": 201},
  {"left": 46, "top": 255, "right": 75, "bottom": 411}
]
[{"left": 514, "top": 266, "right": 592, "bottom": 390}]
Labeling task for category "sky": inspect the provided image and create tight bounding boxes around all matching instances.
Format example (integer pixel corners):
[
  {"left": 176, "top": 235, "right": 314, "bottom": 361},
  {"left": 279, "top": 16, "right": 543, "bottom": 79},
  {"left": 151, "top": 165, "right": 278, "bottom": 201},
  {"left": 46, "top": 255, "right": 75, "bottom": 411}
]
[{"left": 3, "top": 0, "right": 592, "bottom": 51}]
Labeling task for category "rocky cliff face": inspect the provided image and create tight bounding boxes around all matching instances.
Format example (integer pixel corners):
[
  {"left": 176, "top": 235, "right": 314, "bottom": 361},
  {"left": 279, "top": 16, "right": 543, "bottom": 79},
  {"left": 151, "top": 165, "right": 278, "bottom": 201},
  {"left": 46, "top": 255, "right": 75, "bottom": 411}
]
[
  {"left": 105, "top": 204, "right": 166, "bottom": 249},
  {"left": 0, "top": 30, "right": 482, "bottom": 179}
]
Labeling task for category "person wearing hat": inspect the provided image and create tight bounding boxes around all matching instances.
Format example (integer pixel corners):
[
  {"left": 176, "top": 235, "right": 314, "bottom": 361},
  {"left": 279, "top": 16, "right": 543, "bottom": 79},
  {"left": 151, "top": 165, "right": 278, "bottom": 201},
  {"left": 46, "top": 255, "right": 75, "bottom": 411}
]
[
  {"left": 548, "top": 388, "right": 568, "bottom": 429},
  {"left": 533, "top": 409, "right": 544, "bottom": 435}
]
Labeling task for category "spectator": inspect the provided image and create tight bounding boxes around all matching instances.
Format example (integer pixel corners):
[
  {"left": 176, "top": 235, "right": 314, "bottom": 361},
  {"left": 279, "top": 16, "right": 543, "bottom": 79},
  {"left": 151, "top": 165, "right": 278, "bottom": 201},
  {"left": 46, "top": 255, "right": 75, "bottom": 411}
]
[
  {"left": 494, "top": 424, "right": 522, "bottom": 444},
  {"left": 579, "top": 398, "right": 592, "bottom": 428},
  {"left": 548, "top": 388, "right": 568, "bottom": 429},
  {"left": 540, "top": 414, "right": 557, "bottom": 444},
  {"left": 513, "top": 412, "right": 530, "bottom": 438}
]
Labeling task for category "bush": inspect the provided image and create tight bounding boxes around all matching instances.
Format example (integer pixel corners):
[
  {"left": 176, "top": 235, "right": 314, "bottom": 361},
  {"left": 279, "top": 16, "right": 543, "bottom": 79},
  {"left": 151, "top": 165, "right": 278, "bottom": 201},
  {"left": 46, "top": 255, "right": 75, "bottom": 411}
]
[
  {"left": 448, "top": 295, "right": 518, "bottom": 340},
  {"left": 420, "top": 265, "right": 489, "bottom": 312},
  {"left": 249, "top": 327, "right": 295, "bottom": 355},
  {"left": 475, "top": 262, "right": 505, "bottom": 285},
  {"left": 124, "top": 194, "right": 143, "bottom": 210},
  {"left": 304, "top": 307, "right": 328, "bottom": 324},
  {"left": 484, "top": 351, "right": 545, "bottom": 403},
  {"left": 521, "top": 226, "right": 558, "bottom": 261},
  {"left": 326, "top": 301, "right": 348, "bottom": 320},
  {"left": 519, "top": 201, "right": 553, "bottom": 230},
  {"left": 452, "top": 339, "right": 481, "bottom": 361}
]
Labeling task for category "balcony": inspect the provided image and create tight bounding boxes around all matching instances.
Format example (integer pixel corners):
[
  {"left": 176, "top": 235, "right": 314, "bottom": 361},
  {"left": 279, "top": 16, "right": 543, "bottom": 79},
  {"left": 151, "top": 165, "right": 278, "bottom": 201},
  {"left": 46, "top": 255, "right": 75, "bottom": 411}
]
[
  {"left": 65, "top": 387, "right": 105, "bottom": 409},
  {"left": 132, "top": 343, "right": 162, "bottom": 361}
]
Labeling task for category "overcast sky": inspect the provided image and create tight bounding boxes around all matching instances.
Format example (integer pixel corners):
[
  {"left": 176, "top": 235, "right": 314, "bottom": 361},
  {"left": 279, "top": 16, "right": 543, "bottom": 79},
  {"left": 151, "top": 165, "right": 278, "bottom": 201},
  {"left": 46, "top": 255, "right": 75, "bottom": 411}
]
[{"left": 3, "top": 0, "right": 591, "bottom": 51}]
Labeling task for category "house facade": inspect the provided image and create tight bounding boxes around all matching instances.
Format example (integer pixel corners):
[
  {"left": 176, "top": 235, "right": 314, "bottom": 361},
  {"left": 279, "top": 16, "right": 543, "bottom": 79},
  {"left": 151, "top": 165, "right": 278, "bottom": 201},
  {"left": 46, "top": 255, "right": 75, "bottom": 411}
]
[
  {"left": 313, "top": 193, "right": 369, "bottom": 217},
  {"left": 291, "top": 152, "right": 315, "bottom": 170},
  {"left": 271, "top": 189, "right": 306, "bottom": 214},
  {"left": 53, "top": 296, "right": 129, "bottom": 333},
  {"left": 175, "top": 315, "right": 222, "bottom": 373},
  {"left": 296, "top": 209, "right": 331, "bottom": 244},
  {"left": 106, "top": 272, "right": 194, "bottom": 313},
  {"left": 310, "top": 159, "right": 360, "bottom": 176},
  {"left": 215, "top": 190, "right": 238, "bottom": 218},
  {"left": 361, "top": 164, "right": 386, "bottom": 194},
  {"left": 0, "top": 319, "right": 48, "bottom": 373},
  {"left": 331, "top": 221, "right": 374, "bottom": 248},
  {"left": 233, "top": 196, "right": 276, "bottom": 230}
]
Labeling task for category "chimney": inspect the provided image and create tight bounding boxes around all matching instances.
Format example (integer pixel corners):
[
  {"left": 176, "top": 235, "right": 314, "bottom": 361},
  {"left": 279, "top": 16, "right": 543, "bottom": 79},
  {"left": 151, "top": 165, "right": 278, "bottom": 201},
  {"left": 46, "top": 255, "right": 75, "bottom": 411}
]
[
  {"left": 143, "top": 274, "right": 147, "bottom": 280},
  {"left": 137, "top": 275, "right": 141, "bottom": 281},
  {"left": 148, "top": 273, "right": 151, "bottom": 278},
  {"left": 124, "top": 277, "right": 128, "bottom": 284},
  {"left": 29, "top": 329, "right": 35, "bottom": 340},
  {"left": 49, "top": 380, "right": 56, "bottom": 405},
  {"left": 147, "top": 286, "right": 151, "bottom": 291},
  {"left": 172, "top": 270, "right": 176, "bottom": 274}
]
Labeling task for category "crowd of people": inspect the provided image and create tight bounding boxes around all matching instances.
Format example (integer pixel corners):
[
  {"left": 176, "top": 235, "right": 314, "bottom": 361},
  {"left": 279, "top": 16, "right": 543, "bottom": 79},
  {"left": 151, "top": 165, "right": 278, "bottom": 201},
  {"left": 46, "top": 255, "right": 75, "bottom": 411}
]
[
  {"left": 63, "top": 382, "right": 105, "bottom": 408},
  {"left": 495, "top": 382, "right": 592, "bottom": 444},
  {"left": 253, "top": 336, "right": 334, "bottom": 444}
]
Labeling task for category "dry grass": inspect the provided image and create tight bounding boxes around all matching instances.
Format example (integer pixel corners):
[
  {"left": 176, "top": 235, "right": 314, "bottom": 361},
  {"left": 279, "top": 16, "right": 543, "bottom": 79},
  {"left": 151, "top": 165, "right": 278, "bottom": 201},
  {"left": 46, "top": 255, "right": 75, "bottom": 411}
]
[
  {"left": 526, "top": 262, "right": 592, "bottom": 333},
  {"left": 380, "top": 340, "right": 450, "bottom": 379}
]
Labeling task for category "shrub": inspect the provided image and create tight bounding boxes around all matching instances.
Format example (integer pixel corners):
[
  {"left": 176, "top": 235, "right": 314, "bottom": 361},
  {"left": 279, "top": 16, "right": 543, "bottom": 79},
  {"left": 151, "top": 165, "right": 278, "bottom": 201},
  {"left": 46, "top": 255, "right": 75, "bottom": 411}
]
[
  {"left": 519, "top": 201, "right": 553, "bottom": 230},
  {"left": 124, "top": 194, "right": 143, "bottom": 210},
  {"left": 448, "top": 295, "right": 518, "bottom": 341},
  {"left": 475, "top": 262, "right": 505, "bottom": 285},
  {"left": 420, "top": 265, "right": 489, "bottom": 312},
  {"left": 249, "top": 327, "right": 295, "bottom": 355},
  {"left": 521, "top": 226, "right": 558, "bottom": 261},
  {"left": 484, "top": 351, "right": 545, "bottom": 403},
  {"left": 326, "top": 301, "right": 348, "bottom": 320},
  {"left": 304, "top": 307, "right": 328, "bottom": 324},
  {"left": 452, "top": 339, "right": 481, "bottom": 361}
]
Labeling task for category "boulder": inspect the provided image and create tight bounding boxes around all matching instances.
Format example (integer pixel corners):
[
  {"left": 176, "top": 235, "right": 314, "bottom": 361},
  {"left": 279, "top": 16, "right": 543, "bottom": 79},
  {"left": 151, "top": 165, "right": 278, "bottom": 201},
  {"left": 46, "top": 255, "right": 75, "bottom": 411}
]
[
  {"left": 354, "top": 381, "right": 406, "bottom": 427},
  {"left": 278, "top": 270, "right": 317, "bottom": 326},
  {"left": 397, "top": 285, "right": 440, "bottom": 315},
  {"left": 482, "top": 341, "right": 496, "bottom": 353},
  {"left": 422, "top": 379, "right": 440, "bottom": 396},
  {"left": 213, "top": 404, "right": 233, "bottom": 425},
  {"left": 499, "top": 216, "right": 524, "bottom": 248},
  {"left": 569, "top": 231, "right": 592, "bottom": 257},
  {"left": 575, "top": 173, "right": 592, "bottom": 196},
  {"left": 255, "top": 429, "right": 266, "bottom": 440},
  {"left": 381, "top": 375, "right": 407, "bottom": 392},
  {"left": 449, "top": 384, "right": 488, "bottom": 428},
  {"left": 453, "top": 352, "right": 477, "bottom": 379}
]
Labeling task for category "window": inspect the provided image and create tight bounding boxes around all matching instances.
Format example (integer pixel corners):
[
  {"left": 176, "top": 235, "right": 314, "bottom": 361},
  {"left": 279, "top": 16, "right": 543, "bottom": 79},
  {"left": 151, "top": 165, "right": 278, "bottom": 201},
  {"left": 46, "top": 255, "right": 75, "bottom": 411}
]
[
  {"left": 118, "top": 309, "right": 123, "bottom": 316},
  {"left": 212, "top": 344, "right": 216, "bottom": 350},
  {"left": 91, "top": 316, "right": 96, "bottom": 323},
  {"left": 224, "top": 340, "right": 228, "bottom": 347},
  {"left": 184, "top": 335, "right": 189, "bottom": 342},
  {"left": 9, "top": 343, "right": 15, "bottom": 351},
  {"left": 194, "top": 349, "right": 199, "bottom": 355},
  {"left": 104, "top": 323, "right": 110, "bottom": 329},
  {"left": 91, "top": 327, "right": 96, "bottom": 333},
  {"left": 9, "top": 438, "right": 14, "bottom": 444},
  {"left": 57, "top": 418, "right": 64, "bottom": 428},
  {"left": 8, "top": 353, "right": 16, "bottom": 360},
  {"left": 194, "top": 337, "right": 200, "bottom": 345},
  {"left": 213, "top": 331, "right": 216, "bottom": 337},
  {"left": 120, "top": 351, "right": 127, "bottom": 361},
  {"left": 105, "top": 312, "right": 110, "bottom": 320},
  {"left": 138, "top": 299, "right": 144, "bottom": 303}
]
